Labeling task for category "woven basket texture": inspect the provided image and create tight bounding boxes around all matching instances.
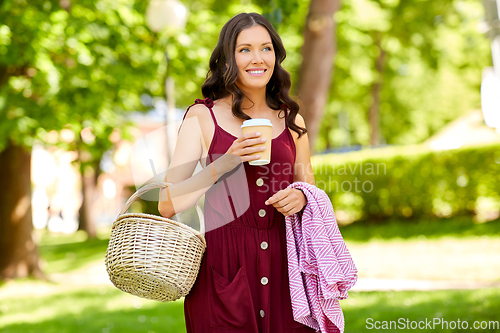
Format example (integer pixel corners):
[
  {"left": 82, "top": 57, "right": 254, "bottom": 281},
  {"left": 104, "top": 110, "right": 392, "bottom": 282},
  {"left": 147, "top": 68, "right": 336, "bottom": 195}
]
[{"left": 105, "top": 182, "right": 206, "bottom": 302}]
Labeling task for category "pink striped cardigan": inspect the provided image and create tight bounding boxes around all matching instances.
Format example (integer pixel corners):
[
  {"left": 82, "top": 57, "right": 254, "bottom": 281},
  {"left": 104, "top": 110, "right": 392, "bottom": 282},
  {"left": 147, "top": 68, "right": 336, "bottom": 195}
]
[{"left": 285, "top": 182, "right": 358, "bottom": 333}]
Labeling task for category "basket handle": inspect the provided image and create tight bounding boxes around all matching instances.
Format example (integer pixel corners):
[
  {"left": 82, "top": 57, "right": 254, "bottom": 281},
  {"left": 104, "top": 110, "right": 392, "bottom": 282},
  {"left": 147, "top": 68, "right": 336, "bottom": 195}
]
[{"left": 118, "top": 181, "right": 205, "bottom": 236}]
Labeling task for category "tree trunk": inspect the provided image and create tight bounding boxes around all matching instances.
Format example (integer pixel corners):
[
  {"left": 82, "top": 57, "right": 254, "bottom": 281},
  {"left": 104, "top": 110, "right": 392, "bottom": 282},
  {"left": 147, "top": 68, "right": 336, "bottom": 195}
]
[
  {"left": 77, "top": 140, "right": 98, "bottom": 239},
  {"left": 297, "top": 0, "right": 341, "bottom": 153},
  {"left": 78, "top": 165, "right": 97, "bottom": 239},
  {"left": 0, "top": 141, "right": 44, "bottom": 280},
  {"left": 369, "top": 32, "right": 386, "bottom": 147}
]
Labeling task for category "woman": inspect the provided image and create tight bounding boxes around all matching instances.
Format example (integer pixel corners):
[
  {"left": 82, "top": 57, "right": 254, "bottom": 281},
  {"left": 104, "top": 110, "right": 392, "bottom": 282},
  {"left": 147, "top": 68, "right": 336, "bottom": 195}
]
[{"left": 159, "top": 12, "right": 316, "bottom": 333}]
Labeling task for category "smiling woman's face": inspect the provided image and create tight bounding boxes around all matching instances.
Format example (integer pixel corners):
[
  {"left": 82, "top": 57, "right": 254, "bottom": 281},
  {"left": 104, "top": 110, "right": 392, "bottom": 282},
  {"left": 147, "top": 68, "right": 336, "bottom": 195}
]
[{"left": 234, "top": 25, "right": 275, "bottom": 91}]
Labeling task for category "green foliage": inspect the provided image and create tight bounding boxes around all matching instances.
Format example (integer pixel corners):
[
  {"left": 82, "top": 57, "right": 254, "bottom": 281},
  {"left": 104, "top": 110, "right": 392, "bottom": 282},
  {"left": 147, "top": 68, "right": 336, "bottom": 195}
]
[
  {"left": 316, "top": 0, "right": 492, "bottom": 151},
  {"left": 0, "top": 0, "right": 163, "bottom": 154},
  {"left": 313, "top": 143, "right": 500, "bottom": 223},
  {"left": 1, "top": 0, "right": 489, "bottom": 159},
  {"left": 340, "top": 216, "right": 500, "bottom": 242}
]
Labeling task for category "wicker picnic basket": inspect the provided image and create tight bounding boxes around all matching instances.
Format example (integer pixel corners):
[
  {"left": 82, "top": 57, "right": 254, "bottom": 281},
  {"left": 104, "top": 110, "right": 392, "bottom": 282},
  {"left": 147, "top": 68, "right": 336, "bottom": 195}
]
[{"left": 105, "top": 182, "right": 206, "bottom": 302}]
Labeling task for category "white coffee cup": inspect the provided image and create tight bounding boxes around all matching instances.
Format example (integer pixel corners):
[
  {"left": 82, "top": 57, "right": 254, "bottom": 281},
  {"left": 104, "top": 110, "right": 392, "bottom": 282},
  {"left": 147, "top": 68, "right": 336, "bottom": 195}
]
[{"left": 240, "top": 119, "right": 273, "bottom": 166}]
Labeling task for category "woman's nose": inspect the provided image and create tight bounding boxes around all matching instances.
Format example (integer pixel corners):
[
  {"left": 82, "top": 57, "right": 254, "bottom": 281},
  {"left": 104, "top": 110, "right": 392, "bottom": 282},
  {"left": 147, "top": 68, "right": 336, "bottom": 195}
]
[{"left": 252, "top": 52, "right": 264, "bottom": 63}]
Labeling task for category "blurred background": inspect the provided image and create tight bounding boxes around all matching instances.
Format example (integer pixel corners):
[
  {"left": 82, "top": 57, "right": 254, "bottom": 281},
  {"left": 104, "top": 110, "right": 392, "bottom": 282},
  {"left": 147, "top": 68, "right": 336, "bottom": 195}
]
[{"left": 0, "top": 0, "right": 499, "bottom": 332}]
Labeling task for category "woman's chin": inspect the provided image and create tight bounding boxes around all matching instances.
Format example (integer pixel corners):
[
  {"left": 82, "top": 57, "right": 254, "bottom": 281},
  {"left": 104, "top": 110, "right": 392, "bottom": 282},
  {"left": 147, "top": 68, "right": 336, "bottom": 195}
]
[{"left": 241, "top": 81, "right": 271, "bottom": 90}]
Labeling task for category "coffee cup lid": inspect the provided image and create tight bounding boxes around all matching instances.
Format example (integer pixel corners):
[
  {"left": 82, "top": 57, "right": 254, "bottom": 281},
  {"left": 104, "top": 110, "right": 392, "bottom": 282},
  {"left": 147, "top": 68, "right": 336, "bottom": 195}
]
[{"left": 241, "top": 118, "right": 273, "bottom": 128}]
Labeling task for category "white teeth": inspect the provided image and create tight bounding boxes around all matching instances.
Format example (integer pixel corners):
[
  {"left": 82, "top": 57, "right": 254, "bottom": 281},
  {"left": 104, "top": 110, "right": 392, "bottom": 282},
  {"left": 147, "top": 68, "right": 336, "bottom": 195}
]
[{"left": 248, "top": 70, "right": 265, "bottom": 74}]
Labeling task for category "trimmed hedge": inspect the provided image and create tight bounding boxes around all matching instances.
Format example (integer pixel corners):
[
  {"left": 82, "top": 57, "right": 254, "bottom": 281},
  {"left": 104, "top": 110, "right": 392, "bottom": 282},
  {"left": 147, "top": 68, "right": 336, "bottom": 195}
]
[{"left": 312, "top": 143, "right": 500, "bottom": 224}]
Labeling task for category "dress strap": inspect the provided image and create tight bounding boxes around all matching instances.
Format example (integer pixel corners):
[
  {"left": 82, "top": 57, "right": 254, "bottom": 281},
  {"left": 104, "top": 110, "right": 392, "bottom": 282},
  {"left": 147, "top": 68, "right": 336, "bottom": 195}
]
[{"left": 178, "top": 97, "right": 217, "bottom": 135}]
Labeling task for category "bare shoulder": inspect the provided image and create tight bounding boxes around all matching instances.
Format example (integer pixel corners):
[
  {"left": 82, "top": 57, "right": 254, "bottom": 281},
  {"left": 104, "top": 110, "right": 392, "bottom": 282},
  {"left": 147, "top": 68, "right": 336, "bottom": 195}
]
[
  {"left": 181, "top": 103, "right": 216, "bottom": 155},
  {"left": 294, "top": 113, "right": 306, "bottom": 127},
  {"left": 289, "top": 113, "right": 307, "bottom": 144},
  {"left": 184, "top": 103, "right": 211, "bottom": 120},
  {"left": 182, "top": 103, "right": 214, "bottom": 137}
]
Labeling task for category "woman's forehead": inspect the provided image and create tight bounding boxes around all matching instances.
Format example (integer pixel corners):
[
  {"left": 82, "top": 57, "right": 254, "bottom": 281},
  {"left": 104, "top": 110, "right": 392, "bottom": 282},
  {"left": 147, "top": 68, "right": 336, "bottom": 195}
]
[{"left": 236, "top": 25, "right": 272, "bottom": 45}]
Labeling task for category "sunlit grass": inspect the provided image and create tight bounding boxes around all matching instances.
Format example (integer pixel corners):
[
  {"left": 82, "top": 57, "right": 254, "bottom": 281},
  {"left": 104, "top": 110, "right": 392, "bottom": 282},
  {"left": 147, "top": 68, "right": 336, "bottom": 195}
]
[
  {"left": 1, "top": 219, "right": 498, "bottom": 332},
  {"left": 343, "top": 288, "right": 500, "bottom": 333},
  {"left": 35, "top": 230, "right": 111, "bottom": 274},
  {"left": 1, "top": 280, "right": 499, "bottom": 333},
  {"left": 0, "top": 280, "right": 185, "bottom": 333}
]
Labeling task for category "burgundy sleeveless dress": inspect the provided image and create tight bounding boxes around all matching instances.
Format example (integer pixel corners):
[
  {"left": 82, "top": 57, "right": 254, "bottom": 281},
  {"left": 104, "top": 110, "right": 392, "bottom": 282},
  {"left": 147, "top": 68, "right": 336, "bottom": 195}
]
[{"left": 182, "top": 98, "right": 315, "bottom": 333}]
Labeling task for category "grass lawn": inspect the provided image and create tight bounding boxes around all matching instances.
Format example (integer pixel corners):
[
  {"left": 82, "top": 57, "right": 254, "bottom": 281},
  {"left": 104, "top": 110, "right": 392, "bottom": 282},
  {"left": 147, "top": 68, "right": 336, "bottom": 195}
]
[
  {"left": 0, "top": 217, "right": 499, "bottom": 332},
  {"left": 0, "top": 280, "right": 186, "bottom": 333},
  {"left": 343, "top": 288, "right": 500, "bottom": 332},
  {"left": 1, "top": 281, "right": 499, "bottom": 332},
  {"left": 342, "top": 216, "right": 500, "bottom": 281},
  {"left": 339, "top": 215, "right": 500, "bottom": 241}
]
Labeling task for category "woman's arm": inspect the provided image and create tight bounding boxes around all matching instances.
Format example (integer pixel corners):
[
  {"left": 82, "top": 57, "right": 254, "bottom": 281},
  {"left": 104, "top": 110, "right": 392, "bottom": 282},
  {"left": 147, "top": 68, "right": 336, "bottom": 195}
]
[
  {"left": 293, "top": 113, "right": 315, "bottom": 186},
  {"left": 159, "top": 104, "right": 238, "bottom": 218},
  {"left": 159, "top": 153, "right": 240, "bottom": 219},
  {"left": 158, "top": 104, "right": 264, "bottom": 219}
]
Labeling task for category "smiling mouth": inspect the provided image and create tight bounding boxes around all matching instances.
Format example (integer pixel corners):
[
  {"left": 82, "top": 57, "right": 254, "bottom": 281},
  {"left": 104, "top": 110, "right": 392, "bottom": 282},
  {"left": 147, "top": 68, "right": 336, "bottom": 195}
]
[{"left": 246, "top": 69, "right": 267, "bottom": 74}]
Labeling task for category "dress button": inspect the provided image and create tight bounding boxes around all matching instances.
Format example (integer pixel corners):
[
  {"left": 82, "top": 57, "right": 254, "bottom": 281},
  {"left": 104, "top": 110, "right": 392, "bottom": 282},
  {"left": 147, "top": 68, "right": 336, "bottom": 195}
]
[
  {"left": 259, "top": 209, "right": 266, "bottom": 217},
  {"left": 260, "top": 309, "right": 265, "bottom": 318},
  {"left": 256, "top": 178, "right": 264, "bottom": 186},
  {"left": 261, "top": 277, "right": 269, "bottom": 285},
  {"left": 260, "top": 241, "right": 268, "bottom": 250}
]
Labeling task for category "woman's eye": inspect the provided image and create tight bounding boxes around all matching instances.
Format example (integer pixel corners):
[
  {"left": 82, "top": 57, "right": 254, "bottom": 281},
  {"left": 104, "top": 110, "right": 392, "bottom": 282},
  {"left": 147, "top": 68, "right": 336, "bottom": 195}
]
[{"left": 240, "top": 47, "right": 272, "bottom": 53}]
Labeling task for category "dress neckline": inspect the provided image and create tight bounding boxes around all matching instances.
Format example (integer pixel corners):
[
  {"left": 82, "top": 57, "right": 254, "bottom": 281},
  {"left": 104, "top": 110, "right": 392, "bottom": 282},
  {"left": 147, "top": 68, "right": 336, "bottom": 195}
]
[
  {"left": 192, "top": 97, "right": 290, "bottom": 144},
  {"left": 217, "top": 124, "right": 288, "bottom": 142}
]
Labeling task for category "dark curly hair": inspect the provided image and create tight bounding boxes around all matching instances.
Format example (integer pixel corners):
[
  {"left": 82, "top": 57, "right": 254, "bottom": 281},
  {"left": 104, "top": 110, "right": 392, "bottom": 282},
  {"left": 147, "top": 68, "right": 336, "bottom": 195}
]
[{"left": 201, "top": 12, "right": 306, "bottom": 138}]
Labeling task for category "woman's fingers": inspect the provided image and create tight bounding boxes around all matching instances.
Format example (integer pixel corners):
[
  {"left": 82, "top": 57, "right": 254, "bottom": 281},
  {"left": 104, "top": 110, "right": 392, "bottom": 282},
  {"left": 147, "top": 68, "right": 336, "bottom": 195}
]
[
  {"left": 239, "top": 131, "right": 261, "bottom": 142},
  {"left": 226, "top": 131, "right": 262, "bottom": 161},
  {"left": 243, "top": 145, "right": 265, "bottom": 154},
  {"left": 269, "top": 189, "right": 303, "bottom": 216},
  {"left": 246, "top": 137, "right": 266, "bottom": 145}
]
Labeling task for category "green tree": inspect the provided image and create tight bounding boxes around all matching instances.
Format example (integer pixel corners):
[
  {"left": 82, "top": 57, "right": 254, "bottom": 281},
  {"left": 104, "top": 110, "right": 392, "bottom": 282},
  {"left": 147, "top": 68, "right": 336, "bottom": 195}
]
[
  {"left": 0, "top": 0, "right": 164, "bottom": 278},
  {"left": 0, "top": 0, "right": 60, "bottom": 280},
  {"left": 296, "top": 0, "right": 341, "bottom": 151},
  {"left": 315, "top": 0, "right": 491, "bottom": 151}
]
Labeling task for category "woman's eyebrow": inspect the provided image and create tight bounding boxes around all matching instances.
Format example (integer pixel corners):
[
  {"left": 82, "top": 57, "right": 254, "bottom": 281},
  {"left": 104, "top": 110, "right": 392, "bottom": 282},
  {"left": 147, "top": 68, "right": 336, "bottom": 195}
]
[{"left": 237, "top": 42, "right": 273, "bottom": 47}]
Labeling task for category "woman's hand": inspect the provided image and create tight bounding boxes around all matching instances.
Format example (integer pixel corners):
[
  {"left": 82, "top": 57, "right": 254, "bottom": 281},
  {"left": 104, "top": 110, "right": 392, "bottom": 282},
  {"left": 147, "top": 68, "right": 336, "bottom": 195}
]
[
  {"left": 225, "top": 131, "right": 267, "bottom": 164},
  {"left": 265, "top": 188, "right": 307, "bottom": 217}
]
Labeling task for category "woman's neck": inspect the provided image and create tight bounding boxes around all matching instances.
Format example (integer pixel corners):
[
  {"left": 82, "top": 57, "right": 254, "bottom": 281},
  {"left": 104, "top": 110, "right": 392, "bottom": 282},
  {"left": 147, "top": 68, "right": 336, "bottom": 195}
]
[{"left": 230, "top": 88, "right": 271, "bottom": 117}]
